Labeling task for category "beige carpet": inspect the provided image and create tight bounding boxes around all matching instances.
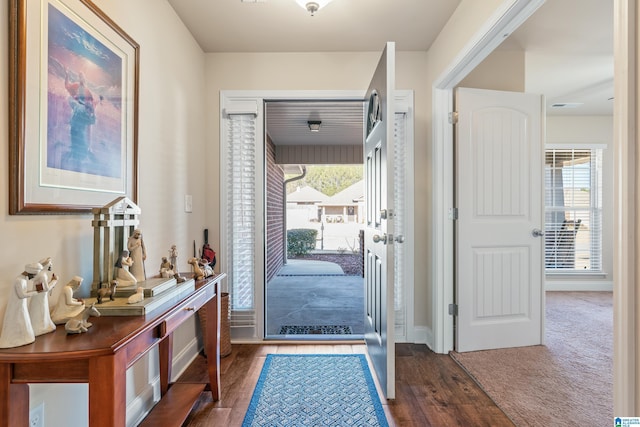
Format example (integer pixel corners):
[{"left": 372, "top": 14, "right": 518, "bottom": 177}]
[{"left": 451, "top": 291, "right": 613, "bottom": 427}]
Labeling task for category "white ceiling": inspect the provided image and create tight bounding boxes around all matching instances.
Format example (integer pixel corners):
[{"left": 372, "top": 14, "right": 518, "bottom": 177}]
[
  {"left": 167, "top": 0, "right": 461, "bottom": 52},
  {"left": 501, "top": 0, "right": 613, "bottom": 116},
  {"left": 168, "top": 0, "right": 613, "bottom": 146}
]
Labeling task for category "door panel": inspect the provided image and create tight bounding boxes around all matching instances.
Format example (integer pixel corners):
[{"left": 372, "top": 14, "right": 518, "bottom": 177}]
[
  {"left": 456, "top": 87, "right": 544, "bottom": 353},
  {"left": 364, "top": 42, "right": 395, "bottom": 399}
]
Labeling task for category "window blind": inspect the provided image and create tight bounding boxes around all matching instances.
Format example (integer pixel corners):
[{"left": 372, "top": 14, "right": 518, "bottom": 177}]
[
  {"left": 544, "top": 148, "right": 603, "bottom": 272},
  {"left": 226, "top": 114, "right": 257, "bottom": 326},
  {"left": 393, "top": 112, "right": 406, "bottom": 336}
]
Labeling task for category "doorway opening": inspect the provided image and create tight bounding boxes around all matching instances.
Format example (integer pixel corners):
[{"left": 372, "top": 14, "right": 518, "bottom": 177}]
[
  {"left": 266, "top": 164, "right": 365, "bottom": 338},
  {"left": 220, "top": 90, "right": 414, "bottom": 344}
]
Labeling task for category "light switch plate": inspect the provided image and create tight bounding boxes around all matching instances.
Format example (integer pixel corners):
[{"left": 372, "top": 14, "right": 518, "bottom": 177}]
[{"left": 185, "top": 194, "right": 193, "bottom": 213}]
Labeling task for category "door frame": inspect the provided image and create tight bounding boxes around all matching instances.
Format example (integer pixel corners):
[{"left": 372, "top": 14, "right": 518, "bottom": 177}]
[
  {"left": 431, "top": 0, "right": 545, "bottom": 354},
  {"left": 220, "top": 89, "right": 415, "bottom": 343}
]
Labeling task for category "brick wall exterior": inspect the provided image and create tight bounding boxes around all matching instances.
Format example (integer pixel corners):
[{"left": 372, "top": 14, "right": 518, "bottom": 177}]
[{"left": 266, "top": 136, "right": 285, "bottom": 282}]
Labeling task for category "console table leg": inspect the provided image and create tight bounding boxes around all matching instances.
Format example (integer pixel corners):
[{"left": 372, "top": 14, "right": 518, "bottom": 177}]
[
  {"left": 159, "top": 334, "right": 173, "bottom": 396},
  {"left": 205, "top": 294, "right": 221, "bottom": 401},
  {"left": 0, "top": 364, "right": 28, "bottom": 427},
  {"left": 89, "top": 353, "right": 127, "bottom": 427}
]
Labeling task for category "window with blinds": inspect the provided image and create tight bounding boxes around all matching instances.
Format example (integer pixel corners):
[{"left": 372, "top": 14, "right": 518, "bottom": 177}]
[
  {"left": 544, "top": 148, "right": 603, "bottom": 272},
  {"left": 226, "top": 114, "right": 257, "bottom": 322}
]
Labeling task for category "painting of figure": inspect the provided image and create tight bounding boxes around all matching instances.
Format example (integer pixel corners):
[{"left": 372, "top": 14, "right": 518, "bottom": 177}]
[{"left": 46, "top": 2, "right": 123, "bottom": 179}]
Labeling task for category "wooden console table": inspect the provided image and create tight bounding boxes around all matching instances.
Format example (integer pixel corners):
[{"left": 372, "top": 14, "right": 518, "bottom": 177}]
[{"left": 0, "top": 273, "right": 225, "bottom": 427}]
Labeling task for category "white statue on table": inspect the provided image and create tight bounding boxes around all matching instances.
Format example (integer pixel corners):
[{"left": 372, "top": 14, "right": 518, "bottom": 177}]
[
  {"left": 169, "top": 245, "right": 178, "bottom": 272},
  {"left": 28, "top": 259, "right": 58, "bottom": 336},
  {"left": 65, "top": 304, "right": 101, "bottom": 334},
  {"left": 159, "top": 257, "right": 175, "bottom": 278},
  {"left": 0, "top": 263, "right": 48, "bottom": 348},
  {"left": 127, "top": 229, "right": 146, "bottom": 282},
  {"left": 114, "top": 250, "right": 137, "bottom": 287},
  {"left": 51, "top": 276, "right": 85, "bottom": 325},
  {"left": 127, "top": 287, "right": 145, "bottom": 304}
]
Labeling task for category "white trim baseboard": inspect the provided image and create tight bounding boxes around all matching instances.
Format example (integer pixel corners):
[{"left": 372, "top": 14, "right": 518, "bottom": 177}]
[
  {"left": 413, "top": 326, "right": 431, "bottom": 346},
  {"left": 126, "top": 336, "right": 201, "bottom": 427},
  {"left": 126, "top": 379, "right": 158, "bottom": 427},
  {"left": 545, "top": 281, "right": 613, "bottom": 292}
]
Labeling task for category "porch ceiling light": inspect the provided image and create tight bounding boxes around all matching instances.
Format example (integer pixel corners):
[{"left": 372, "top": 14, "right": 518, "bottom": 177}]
[
  {"left": 295, "top": 0, "right": 333, "bottom": 16},
  {"left": 308, "top": 120, "right": 322, "bottom": 132}
]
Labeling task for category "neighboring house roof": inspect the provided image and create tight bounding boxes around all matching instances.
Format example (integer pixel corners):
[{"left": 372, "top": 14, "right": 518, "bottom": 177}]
[
  {"left": 320, "top": 180, "right": 364, "bottom": 207},
  {"left": 287, "top": 185, "right": 329, "bottom": 204}
]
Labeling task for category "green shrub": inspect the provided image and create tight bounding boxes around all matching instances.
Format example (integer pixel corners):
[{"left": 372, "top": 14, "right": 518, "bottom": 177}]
[{"left": 287, "top": 229, "right": 318, "bottom": 256}]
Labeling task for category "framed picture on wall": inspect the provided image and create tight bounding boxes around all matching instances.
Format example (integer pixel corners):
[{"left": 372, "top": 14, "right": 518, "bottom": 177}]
[{"left": 9, "top": 0, "right": 139, "bottom": 214}]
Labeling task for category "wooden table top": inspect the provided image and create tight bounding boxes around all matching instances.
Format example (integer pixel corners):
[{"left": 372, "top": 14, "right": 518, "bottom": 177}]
[{"left": 0, "top": 273, "right": 224, "bottom": 361}]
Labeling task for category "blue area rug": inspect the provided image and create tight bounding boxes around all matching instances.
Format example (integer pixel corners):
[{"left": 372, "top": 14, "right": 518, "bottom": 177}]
[{"left": 242, "top": 354, "right": 389, "bottom": 426}]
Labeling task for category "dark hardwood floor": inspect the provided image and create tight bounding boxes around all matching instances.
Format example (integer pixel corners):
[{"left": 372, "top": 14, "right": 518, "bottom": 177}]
[{"left": 178, "top": 343, "right": 514, "bottom": 427}]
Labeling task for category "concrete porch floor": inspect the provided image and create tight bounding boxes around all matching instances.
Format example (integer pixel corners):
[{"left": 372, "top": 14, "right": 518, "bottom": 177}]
[{"left": 266, "top": 259, "right": 365, "bottom": 337}]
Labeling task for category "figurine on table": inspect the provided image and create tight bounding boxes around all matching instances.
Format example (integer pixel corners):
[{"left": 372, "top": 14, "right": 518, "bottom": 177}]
[
  {"left": 115, "top": 250, "right": 137, "bottom": 286},
  {"left": 51, "top": 276, "right": 85, "bottom": 325},
  {"left": 0, "top": 263, "right": 47, "bottom": 348},
  {"left": 127, "top": 229, "right": 146, "bottom": 282},
  {"left": 159, "top": 257, "right": 175, "bottom": 278},
  {"left": 169, "top": 245, "right": 178, "bottom": 272},
  {"left": 28, "top": 262, "right": 57, "bottom": 336}
]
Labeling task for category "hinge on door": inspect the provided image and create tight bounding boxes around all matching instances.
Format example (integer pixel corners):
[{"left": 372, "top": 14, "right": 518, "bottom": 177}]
[
  {"left": 448, "top": 111, "right": 458, "bottom": 124},
  {"left": 448, "top": 207, "right": 458, "bottom": 220},
  {"left": 449, "top": 303, "right": 458, "bottom": 316}
]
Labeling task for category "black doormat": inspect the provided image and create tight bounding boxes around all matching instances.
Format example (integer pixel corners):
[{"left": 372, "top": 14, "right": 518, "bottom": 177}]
[{"left": 278, "top": 325, "right": 353, "bottom": 335}]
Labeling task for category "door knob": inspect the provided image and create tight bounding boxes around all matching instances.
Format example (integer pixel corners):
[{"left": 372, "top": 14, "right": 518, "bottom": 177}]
[
  {"left": 531, "top": 228, "right": 545, "bottom": 237},
  {"left": 395, "top": 235, "right": 405, "bottom": 244},
  {"left": 372, "top": 234, "right": 388, "bottom": 244}
]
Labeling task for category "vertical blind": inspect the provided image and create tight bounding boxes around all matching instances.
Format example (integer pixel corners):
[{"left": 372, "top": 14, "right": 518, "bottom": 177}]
[
  {"left": 393, "top": 112, "right": 406, "bottom": 337},
  {"left": 544, "top": 148, "right": 603, "bottom": 272},
  {"left": 226, "top": 114, "right": 257, "bottom": 327}
]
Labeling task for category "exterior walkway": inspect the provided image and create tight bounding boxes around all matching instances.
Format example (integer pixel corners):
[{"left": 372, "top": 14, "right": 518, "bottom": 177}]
[{"left": 266, "top": 260, "right": 365, "bottom": 337}]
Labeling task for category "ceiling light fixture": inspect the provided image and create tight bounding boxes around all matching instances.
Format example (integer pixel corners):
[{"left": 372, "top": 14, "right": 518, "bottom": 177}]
[
  {"left": 308, "top": 120, "right": 322, "bottom": 132},
  {"left": 295, "top": 0, "right": 333, "bottom": 16}
]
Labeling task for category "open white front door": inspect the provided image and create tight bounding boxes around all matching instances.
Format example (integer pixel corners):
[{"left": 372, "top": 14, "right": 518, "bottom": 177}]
[
  {"left": 364, "top": 42, "right": 395, "bottom": 399},
  {"left": 455, "top": 87, "right": 544, "bottom": 353}
]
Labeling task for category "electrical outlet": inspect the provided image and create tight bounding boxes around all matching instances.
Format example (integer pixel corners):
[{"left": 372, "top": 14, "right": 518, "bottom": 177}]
[{"left": 29, "top": 402, "right": 44, "bottom": 427}]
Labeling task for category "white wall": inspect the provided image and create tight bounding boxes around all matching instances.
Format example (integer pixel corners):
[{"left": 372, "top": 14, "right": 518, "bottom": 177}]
[
  {"left": 459, "top": 50, "right": 526, "bottom": 91},
  {"left": 0, "top": 0, "right": 208, "bottom": 425}
]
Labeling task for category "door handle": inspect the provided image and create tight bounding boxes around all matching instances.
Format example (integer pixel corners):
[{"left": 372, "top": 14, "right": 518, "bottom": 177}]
[
  {"left": 395, "top": 235, "right": 405, "bottom": 244},
  {"left": 372, "top": 234, "right": 388, "bottom": 244},
  {"left": 531, "top": 228, "right": 545, "bottom": 237}
]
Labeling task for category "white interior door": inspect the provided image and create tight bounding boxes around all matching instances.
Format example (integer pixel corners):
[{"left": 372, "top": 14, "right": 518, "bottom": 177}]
[
  {"left": 364, "top": 42, "right": 395, "bottom": 399},
  {"left": 455, "top": 87, "right": 544, "bottom": 353}
]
